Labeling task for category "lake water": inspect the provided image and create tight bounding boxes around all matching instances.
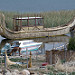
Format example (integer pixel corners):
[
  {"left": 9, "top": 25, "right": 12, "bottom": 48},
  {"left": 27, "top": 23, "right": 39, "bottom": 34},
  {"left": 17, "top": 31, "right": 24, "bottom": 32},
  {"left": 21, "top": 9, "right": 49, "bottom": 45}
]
[
  {"left": 0, "top": 0, "right": 75, "bottom": 12},
  {"left": 0, "top": 35, "right": 70, "bottom": 54}
]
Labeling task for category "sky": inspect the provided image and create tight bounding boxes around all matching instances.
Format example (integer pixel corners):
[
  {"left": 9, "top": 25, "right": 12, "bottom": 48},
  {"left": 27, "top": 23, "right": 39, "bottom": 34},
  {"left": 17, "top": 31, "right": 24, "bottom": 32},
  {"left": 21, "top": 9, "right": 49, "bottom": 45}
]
[{"left": 0, "top": 0, "right": 75, "bottom": 12}]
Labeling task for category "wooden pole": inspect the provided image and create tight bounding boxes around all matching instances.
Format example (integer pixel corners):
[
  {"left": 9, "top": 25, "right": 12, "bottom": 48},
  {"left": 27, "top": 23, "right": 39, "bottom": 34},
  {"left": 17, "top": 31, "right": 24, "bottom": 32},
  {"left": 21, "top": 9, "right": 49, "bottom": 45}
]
[
  {"left": 28, "top": 15, "right": 29, "bottom": 30},
  {"left": 50, "top": 51, "right": 52, "bottom": 64},
  {"left": 13, "top": 17, "right": 14, "bottom": 30},
  {"left": 1, "top": 54, "right": 3, "bottom": 70},
  {"left": 28, "top": 51, "right": 32, "bottom": 67},
  {"left": 35, "top": 16, "right": 36, "bottom": 27},
  {"left": 43, "top": 18, "right": 44, "bottom": 29}
]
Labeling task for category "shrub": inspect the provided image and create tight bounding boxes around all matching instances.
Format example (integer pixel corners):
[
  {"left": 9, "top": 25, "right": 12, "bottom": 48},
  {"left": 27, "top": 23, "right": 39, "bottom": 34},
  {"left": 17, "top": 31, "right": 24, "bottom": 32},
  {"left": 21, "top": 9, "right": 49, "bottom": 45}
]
[{"left": 67, "top": 37, "right": 75, "bottom": 51}]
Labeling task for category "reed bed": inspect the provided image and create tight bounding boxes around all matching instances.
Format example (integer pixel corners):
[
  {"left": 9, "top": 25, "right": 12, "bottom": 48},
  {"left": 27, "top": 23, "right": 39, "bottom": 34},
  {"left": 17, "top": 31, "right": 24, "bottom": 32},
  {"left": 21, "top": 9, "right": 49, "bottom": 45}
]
[{"left": 0, "top": 10, "right": 75, "bottom": 29}]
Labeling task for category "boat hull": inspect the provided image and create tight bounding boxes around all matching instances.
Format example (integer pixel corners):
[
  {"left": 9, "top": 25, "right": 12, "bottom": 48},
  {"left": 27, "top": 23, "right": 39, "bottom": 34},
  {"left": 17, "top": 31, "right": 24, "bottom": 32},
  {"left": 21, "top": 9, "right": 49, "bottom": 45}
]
[
  {"left": 0, "top": 25, "right": 72, "bottom": 39},
  {"left": 15, "top": 43, "right": 42, "bottom": 55},
  {"left": 20, "top": 43, "right": 42, "bottom": 52}
]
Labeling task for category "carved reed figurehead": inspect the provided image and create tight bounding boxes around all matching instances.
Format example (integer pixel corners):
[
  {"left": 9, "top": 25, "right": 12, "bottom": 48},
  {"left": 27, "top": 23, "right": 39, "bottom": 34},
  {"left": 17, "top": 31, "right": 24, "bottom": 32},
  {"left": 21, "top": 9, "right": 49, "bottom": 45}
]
[
  {"left": 0, "top": 13, "right": 5, "bottom": 26},
  {"left": 0, "top": 13, "right": 6, "bottom": 36}
]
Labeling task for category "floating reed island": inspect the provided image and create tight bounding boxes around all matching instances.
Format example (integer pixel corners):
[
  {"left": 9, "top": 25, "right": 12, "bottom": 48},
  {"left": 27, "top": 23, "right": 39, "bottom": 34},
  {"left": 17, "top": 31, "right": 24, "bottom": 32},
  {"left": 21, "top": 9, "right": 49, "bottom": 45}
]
[{"left": 0, "top": 12, "right": 75, "bottom": 39}]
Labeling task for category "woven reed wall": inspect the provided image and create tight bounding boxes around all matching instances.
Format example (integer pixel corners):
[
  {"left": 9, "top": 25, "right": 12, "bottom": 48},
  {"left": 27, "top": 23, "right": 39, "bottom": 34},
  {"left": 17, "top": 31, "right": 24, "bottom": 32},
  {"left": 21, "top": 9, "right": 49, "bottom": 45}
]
[{"left": 46, "top": 50, "right": 75, "bottom": 64}]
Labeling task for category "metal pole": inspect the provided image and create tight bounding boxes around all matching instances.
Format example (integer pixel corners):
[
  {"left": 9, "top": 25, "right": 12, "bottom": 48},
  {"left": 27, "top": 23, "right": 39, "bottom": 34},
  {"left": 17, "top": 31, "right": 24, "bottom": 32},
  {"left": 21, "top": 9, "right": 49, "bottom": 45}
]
[
  {"left": 26, "top": 48, "right": 28, "bottom": 68},
  {"left": 36, "top": 50, "right": 37, "bottom": 60},
  {"left": 36, "top": 49, "right": 38, "bottom": 60},
  {"left": 4, "top": 51, "right": 7, "bottom": 68}
]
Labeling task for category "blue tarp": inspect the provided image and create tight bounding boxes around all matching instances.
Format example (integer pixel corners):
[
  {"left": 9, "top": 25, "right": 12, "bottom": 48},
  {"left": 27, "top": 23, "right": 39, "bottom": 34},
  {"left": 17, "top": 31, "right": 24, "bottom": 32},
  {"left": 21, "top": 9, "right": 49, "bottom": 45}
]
[{"left": 1, "top": 43, "right": 11, "bottom": 54}]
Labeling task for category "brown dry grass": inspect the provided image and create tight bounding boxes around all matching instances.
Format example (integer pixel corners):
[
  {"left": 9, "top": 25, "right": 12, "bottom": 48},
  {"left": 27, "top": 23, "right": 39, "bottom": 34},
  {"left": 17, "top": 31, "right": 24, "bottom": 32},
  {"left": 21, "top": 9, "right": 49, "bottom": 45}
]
[{"left": 55, "top": 55, "right": 75, "bottom": 72}]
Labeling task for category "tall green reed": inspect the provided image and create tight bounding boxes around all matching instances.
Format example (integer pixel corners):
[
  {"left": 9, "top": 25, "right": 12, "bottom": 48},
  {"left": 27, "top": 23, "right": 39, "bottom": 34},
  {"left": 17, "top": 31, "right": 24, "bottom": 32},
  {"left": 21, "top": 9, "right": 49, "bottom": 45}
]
[{"left": 0, "top": 10, "right": 75, "bottom": 29}]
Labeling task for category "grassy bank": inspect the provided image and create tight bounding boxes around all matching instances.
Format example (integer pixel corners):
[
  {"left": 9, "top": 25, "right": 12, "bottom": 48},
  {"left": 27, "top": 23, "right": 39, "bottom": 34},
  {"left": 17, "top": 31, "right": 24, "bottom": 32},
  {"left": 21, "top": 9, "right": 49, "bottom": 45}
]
[
  {"left": 0, "top": 57, "right": 75, "bottom": 75},
  {"left": 0, "top": 10, "right": 75, "bottom": 29}
]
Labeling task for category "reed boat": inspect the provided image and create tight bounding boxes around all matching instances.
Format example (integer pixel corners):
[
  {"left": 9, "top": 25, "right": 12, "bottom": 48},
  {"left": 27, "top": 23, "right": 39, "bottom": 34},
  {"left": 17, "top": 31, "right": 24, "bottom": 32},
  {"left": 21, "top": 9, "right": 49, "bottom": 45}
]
[{"left": 0, "top": 13, "right": 75, "bottom": 39}]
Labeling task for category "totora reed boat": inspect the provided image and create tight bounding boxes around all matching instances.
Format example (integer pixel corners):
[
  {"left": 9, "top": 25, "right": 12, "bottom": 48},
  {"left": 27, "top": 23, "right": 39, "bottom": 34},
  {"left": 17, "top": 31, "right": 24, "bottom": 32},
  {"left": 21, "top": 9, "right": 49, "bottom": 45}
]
[{"left": 0, "top": 13, "right": 75, "bottom": 39}]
